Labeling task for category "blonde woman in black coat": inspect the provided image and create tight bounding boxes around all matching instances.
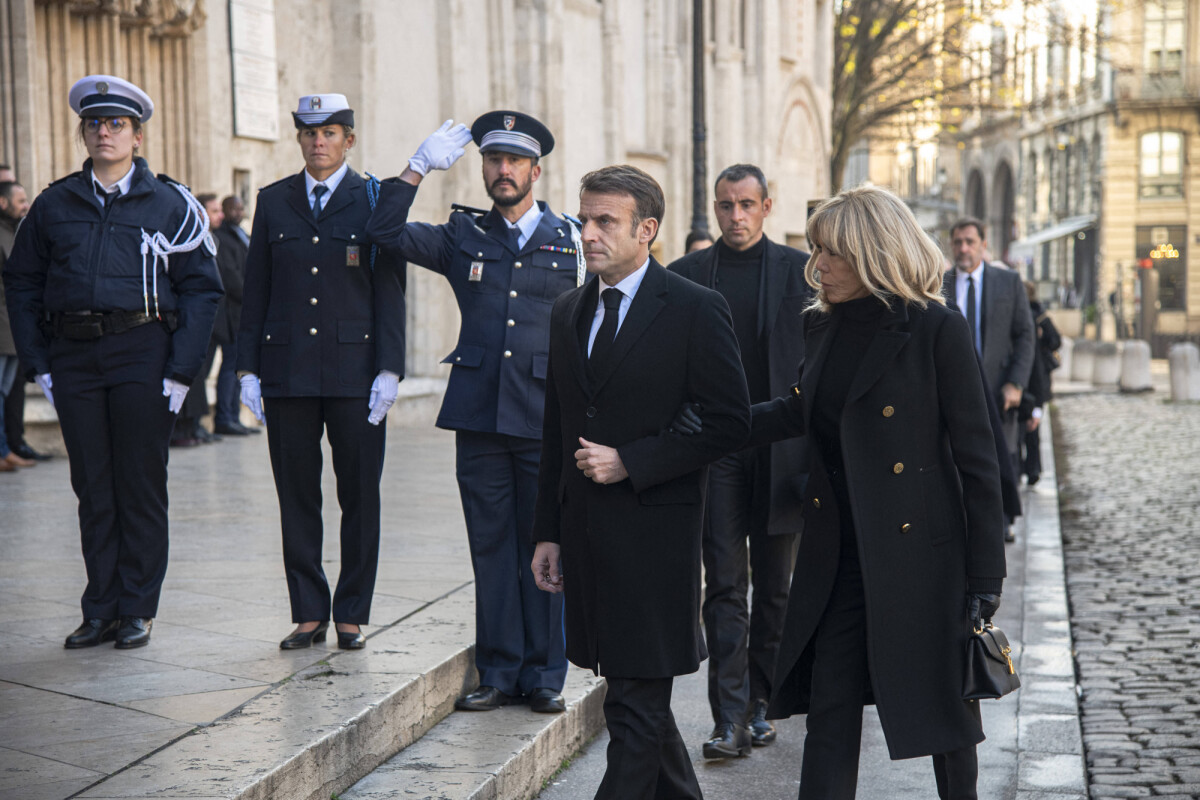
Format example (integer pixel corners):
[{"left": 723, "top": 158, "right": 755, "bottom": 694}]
[{"left": 749, "top": 186, "right": 1007, "bottom": 799}]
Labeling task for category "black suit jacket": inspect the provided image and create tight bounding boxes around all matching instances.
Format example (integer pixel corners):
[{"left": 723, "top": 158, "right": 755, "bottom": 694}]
[
  {"left": 668, "top": 236, "right": 813, "bottom": 535},
  {"left": 942, "top": 264, "right": 1035, "bottom": 397},
  {"left": 238, "top": 168, "right": 406, "bottom": 397},
  {"left": 532, "top": 259, "right": 750, "bottom": 678},
  {"left": 212, "top": 221, "right": 248, "bottom": 345}
]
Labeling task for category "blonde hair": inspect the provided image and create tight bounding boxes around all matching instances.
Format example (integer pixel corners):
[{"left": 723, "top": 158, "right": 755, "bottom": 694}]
[{"left": 805, "top": 185, "right": 946, "bottom": 312}]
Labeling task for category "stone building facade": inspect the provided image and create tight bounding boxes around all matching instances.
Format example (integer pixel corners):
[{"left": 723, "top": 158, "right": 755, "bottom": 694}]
[{"left": 0, "top": 0, "right": 831, "bottom": 377}]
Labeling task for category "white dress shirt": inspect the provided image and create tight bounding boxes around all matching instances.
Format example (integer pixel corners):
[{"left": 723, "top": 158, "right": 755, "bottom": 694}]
[
  {"left": 91, "top": 163, "right": 136, "bottom": 205},
  {"left": 506, "top": 202, "right": 544, "bottom": 250},
  {"left": 955, "top": 262, "right": 985, "bottom": 353},
  {"left": 305, "top": 161, "right": 350, "bottom": 214},
  {"left": 587, "top": 258, "right": 650, "bottom": 356}
]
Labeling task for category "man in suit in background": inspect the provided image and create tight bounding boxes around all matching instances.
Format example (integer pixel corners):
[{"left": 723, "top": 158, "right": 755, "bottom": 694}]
[
  {"left": 942, "top": 217, "right": 1034, "bottom": 542},
  {"left": 668, "top": 163, "right": 811, "bottom": 757},
  {"left": 532, "top": 165, "right": 750, "bottom": 799},
  {"left": 211, "top": 195, "right": 256, "bottom": 435}
]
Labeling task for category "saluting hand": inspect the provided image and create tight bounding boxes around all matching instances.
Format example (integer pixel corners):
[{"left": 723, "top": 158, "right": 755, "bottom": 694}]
[
  {"left": 575, "top": 437, "right": 628, "bottom": 484},
  {"left": 407, "top": 120, "right": 473, "bottom": 177}
]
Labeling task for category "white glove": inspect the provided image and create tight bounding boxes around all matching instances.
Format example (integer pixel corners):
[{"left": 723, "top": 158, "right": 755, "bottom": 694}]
[
  {"left": 239, "top": 373, "right": 264, "bottom": 423},
  {"left": 163, "top": 379, "right": 189, "bottom": 414},
  {"left": 407, "top": 120, "right": 473, "bottom": 176},
  {"left": 367, "top": 370, "right": 400, "bottom": 426},
  {"left": 36, "top": 373, "right": 54, "bottom": 408}
]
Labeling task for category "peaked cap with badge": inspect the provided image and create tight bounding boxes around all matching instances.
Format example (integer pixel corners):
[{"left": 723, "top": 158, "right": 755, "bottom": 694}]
[
  {"left": 68, "top": 75, "right": 154, "bottom": 122},
  {"left": 470, "top": 110, "right": 554, "bottom": 159},
  {"left": 292, "top": 93, "right": 355, "bottom": 129}
]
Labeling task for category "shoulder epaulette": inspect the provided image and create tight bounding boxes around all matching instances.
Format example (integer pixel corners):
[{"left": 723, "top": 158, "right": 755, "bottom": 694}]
[
  {"left": 156, "top": 172, "right": 190, "bottom": 191},
  {"left": 258, "top": 174, "right": 291, "bottom": 193},
  {"left": 451, "top": 203, "right": 488, "bottom": 218},
  {"left": 47, "top": 170, "right": 84, "bottom": 188}
]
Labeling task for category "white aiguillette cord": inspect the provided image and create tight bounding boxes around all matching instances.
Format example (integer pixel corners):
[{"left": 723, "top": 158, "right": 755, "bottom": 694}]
[
  {"left": 562, "top": 214, "right": 587, "bottom": 287},
  {"left": 139, "top": 183, "right": 213, "bottom": 317}
]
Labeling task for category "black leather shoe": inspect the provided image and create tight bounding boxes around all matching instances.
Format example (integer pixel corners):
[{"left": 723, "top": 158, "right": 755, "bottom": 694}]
[
  {"left": 747, "top": 699, "right": 777, "bottom": 746},
  {"left": 528, "top": 687, "right": 566, "bottom": 713},
  {"left": 280, "top": 621, "right": 329, "bottom": 650},
  {"left": 12, "top": 442, "right": 51, "bottom": 461},
  {"left": 214, "top": 421, "right": 253, "bottom": 436},
  {"left": 455, "top": 686, "right": 512, "bottom": 711},
  {"left": 702, "top": 722, "right": 752, "bottom": 759},
  {"left": 115, "top": 617, "right": 153, "bottom": 649},
  {"left": 65, "top": 618, "right": 118, "bottom": 649},
  {"left": 336, "top": 629, "right": 366, "bottom": 650}
]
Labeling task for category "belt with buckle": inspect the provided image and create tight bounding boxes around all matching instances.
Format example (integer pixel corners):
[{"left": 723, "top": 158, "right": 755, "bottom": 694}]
[{"left": 51, "top": 310, "right": 172, "bottom": 340}]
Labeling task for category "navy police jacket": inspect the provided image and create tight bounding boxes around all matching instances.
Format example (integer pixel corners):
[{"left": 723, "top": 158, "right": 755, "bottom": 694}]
[
  {"left": 3, "top": 157, "right": 223, "bottom": 384},
  {"left": 237, "top": 168, "right": 407, "bottom": 398},
  {"left": 367, "top": 180, "right": 580, "bottom": 439}
]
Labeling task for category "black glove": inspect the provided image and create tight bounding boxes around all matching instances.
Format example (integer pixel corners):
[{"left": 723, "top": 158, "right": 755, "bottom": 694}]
[
  {"left": 967, "top": 593, "right": 1001, "bottom": 628},
  {"left": 669, "top": 402, "right": 703, "bottom": 435}
]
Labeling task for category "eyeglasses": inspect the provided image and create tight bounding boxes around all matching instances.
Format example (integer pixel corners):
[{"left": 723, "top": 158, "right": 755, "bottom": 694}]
[{"left": 83, "top": 117, "right": 130, "bottom": 134}]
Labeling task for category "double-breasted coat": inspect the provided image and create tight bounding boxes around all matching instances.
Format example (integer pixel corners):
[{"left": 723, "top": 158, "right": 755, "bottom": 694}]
[
  {"left": 668, "top": 236, "right": 813, "bottom": 534},
  {"left": 532, "top": 260, "right": 751, "bottom": 679},
  {"left": 752, "top": 299, "right": 1007, "bottom": 759},
  {"left": 237, "top": 169, "right": 407, "bottom": 396}
]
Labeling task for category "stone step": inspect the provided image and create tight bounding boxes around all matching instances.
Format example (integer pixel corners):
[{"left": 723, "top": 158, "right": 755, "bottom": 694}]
[
  {"left": 341, "top": 670, "right": 606, "bottom": 800},
  {"left": 77, "top": 586, "right": 478, "bottom": 800}
]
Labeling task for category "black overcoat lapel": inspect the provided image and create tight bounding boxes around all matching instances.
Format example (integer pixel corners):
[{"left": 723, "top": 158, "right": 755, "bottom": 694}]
[
  {"left": 285, "top": 172, "right": 318, "bottom": 230},
  {"left": 589, "top": 260, "right": 668, "bottom": 395},
  {"left": 846, "top": 301, "right": 911, "bottom": 404}
]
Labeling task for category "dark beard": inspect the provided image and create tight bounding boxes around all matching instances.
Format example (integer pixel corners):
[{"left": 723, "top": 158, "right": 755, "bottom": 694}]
[{"left": 487, "top": 179, "right": 532, "bottom": 209}]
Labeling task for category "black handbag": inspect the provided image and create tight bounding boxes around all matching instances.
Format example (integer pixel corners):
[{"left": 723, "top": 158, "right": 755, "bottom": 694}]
[{"left": 963, "top": 622, "right": 1021, "bottom": 700}]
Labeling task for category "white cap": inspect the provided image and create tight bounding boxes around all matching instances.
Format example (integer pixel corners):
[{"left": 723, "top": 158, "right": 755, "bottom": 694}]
[
  {"left": 292, "top": 94, "right": 354, "bottom": 128},
  {"left": 68, "top": 75, "right": 154, "bottom": 122}
]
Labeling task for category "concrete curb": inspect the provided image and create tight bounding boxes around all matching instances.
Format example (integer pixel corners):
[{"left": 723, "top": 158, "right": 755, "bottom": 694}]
[
  {"left": 342, "top": 670, "right": 607, "bottom": 800},
  {"left": 1014, "top": 412, "right": 1088, "bottom": 800},
  {"left": 78, "top": 587, "right": 478, "bottom": 800}
]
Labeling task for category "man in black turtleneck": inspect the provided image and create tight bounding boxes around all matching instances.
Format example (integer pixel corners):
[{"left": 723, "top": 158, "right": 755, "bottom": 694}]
[{"left": 669, "top": 164, "right": 812, "bottom": 760}]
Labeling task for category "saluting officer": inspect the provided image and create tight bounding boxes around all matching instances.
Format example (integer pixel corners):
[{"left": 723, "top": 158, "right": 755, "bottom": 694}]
[
  {"left": 367, "top": 111, "right": 577, "bottom": 713},
  {"left": 237, "top": 94, "right": 407, "bottom": 651},
  {"left": 3, "top": 75, "right": 223, "bottom": 650}
]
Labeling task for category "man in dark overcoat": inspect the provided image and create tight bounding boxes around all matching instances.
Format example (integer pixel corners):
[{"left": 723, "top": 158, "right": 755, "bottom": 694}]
[
  {"left": 668, "top": 163, "right": 811, "bottom": 756},
  {"left": 532, "top": 165, "right": 750, "bottom": 799},
  {"left": 211, "top": 195, "right": 254, "bottom": 435}
]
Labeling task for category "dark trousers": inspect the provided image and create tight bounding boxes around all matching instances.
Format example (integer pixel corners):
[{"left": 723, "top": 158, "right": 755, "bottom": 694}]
[
  {"left": 702, "top": 449, "right": 797, "bottom": 723},
  {"left": 1022, "top": 424, "right": 1042, "bottom": 479},
  {"left": 597, "top": 676, "right": 703, "bottom": 800},
  {"left": 799, "top": 556, "right": 978, "bottom": 800},
  {"left": 213, "top": 341, "right": 239, "bottom": 427},
  {"left": 264, "top": 396, "right": 385, "bottom": 623},
  {"left": 455, "top": 430, "right": 567, "bottom": 695},
  {"left": 50, "top": 324, "right": 175, "bottom": 619},
  {"left": 3, "top": 370, "right": 25, "bottom": 447}
]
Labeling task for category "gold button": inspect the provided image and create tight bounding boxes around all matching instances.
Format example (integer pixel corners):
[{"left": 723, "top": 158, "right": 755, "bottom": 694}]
[
  {"left": 509, "top": 290, "right": 518, "bottom": 298},
  {"left": 813, "top": 498, "right": 821, "bottom": 509},
  {"left": 900, "top": 523, "right": 912, "bottom": 534},
  {"left": 514, "top": 261, "right": 522, "bottom": 268},
  {"left": 312, "top": 236, "right": 319, "bottom": 244},
  {"left": 882, "top": 405, "right": 894, "bottom": 417},
  {"left": 552, "top": 261, "right": 558, "bottom": 268},
  {"left": 309, "top": 297, "right": 318, "bottom": 305},
  {"left": 311, "top": 267, "right": 318, "bottom": 275},
  {"left": 309, "top": 328, "right": 318, "bottom": 335},
  {"left": 791, "top": 385, "right": 801, "bottom": 397},
  {"left": 507, "top": 319, "right": 515, "bottom": 327},
  {"left": 893, "top": 463, "right": 904, "bottom": 474},
  {"left": 504, "top": 350, "right": 512, "bottom": 358},
  {"left": 477, "top": 251, "right": 484, "bottom": 257}
]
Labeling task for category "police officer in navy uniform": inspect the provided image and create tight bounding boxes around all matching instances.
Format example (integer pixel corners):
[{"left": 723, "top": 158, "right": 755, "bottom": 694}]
[
  {"left": 3, "top": 75, "right": 223, "bottom": 650},
  {"left": 237, "top": 94, "right": 406, "bottom": 651},
  {"left": 367, "top": 111, "right": 575, "bottom": 712}
]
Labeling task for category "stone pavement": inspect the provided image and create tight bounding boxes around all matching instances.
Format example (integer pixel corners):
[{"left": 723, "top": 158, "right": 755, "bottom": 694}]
[
  {"left": 1054, "top": 370, "right": 1200, "bottom": 799},
  {"left": 532, "top": 414, "right": 1087, "bottom": 800}
]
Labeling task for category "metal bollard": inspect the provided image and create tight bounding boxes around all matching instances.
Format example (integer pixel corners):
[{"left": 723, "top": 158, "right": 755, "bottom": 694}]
[
  {"left": 1168, "top": 342, "right": 1200, "bottom": 402},
  {"left": 1119, "top": 340, "right": 1153, "bottom": 393}
]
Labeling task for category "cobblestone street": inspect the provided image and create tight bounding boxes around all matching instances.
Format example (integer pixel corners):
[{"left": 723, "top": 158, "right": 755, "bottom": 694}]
[{"left": 1055, "top": 391, "right": 1200, "bottom": 799}]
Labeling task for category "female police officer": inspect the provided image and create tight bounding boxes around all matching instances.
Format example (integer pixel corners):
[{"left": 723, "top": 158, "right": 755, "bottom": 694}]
[{"left": 3, "top": 75, "right": 222, "bottom": 650}]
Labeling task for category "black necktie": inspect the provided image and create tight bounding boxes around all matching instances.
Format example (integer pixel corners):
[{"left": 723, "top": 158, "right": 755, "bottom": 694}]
[
  {"left": 590, "top": 288, "right": 623, "bottom": 363},
  {"left": 312, "top": 185, "right": 327, "bottom": 219},
  {"left": 966, "top": 274, "right": 980, "bottom": 355},
  {"left": 96, "top": 182, "right": 120, "bottom": 209},
  {"left": 505, "top": 223, "right": 521, "bottom": 253}
]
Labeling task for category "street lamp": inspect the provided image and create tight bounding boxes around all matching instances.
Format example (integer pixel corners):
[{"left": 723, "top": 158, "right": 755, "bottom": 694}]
[{"left": 689, "top": 0, "right": 710, "bottom": 243}]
